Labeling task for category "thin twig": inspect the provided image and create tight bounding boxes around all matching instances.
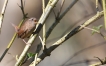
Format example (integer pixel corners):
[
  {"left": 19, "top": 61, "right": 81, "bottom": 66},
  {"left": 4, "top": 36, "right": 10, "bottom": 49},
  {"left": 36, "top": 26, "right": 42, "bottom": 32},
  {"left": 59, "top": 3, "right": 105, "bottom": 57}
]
[
  {"left": 42, "top": 0, "right": 45, "bottom": 13},
  {"left": 52, "top": 0, "right": 65, "bottom": 19},
  {"left": 80, "top": 25, "right": 100, "bottom": 33},
  {"left": 96, "top": 0, "right": 99, "bottom": 12},
  {"left": 43, "top": 24, "right": 46, "bottom": 45},
  {"left": 57, "top": 0, "right": 65, "bottom": 17},
  {"left": 0, "top": 0, "right": 9, "bottom": 32},
  {"left": 80, "top": 25, "right": 106, "bottom": 40},
  {"left": 102, "top": 0, "right": 106, "bottom": 29},
  {"left": 52, "top": 9, "right": 57, "bottom": 18},
  {"left": 39, "top": 36, "right": 45, "bottom": 50},
  {"left": 33, "top": 53, "right": 38, "bottom": 66},
  {"left": 31, "top": 11, "right": 104, "bottom": 66},
  {"left": 17, "top": 0, "right": 27, "bottom": 18},
  {"left": 20, "top": 0, "right": 26, "bottom": 17},
  {"left": 23, "top": 0, "right": 26, "bottom": 8},
  {"left": 42, "top": 0, "right": 46, "bottom": 50}
]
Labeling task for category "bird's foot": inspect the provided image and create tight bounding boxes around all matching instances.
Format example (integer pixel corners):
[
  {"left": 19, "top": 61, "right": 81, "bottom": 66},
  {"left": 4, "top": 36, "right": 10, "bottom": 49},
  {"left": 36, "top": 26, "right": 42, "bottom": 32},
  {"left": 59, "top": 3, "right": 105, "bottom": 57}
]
[{"left": 22, "top": 39, "right": 31, "bottom": 46}]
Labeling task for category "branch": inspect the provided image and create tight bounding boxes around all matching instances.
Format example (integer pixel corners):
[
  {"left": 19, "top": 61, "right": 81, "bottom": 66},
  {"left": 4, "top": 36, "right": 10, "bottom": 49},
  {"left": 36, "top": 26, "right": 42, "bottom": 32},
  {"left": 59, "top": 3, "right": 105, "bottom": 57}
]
[
  {"left": 96, "top": 0, "right": 99, "bottom": 12},
  {"left": 0, "top": 0, "right": 8, "bottom": 32},
  {"left": 15, "top": 0, "right": 59, "bottom": 66},
  {"left": 39, "top": 36, "right": 45, "bottom": 51},
  {"left": 89, "top": 57, "right": 106, "bottom": 66},
  {"left": 42, "top": 0, "right": 45, "bottom": 13},
  {"left": 57, "top": 0, "right": 65, "bottom": 17},
  {"left": 30, "top": 11, "right": 103, "bottom": 65},
  {"left": 89, "top": 62, "right": 101, "bottom": 66},
  {"left": 17, "top": 0, "right": 28, "bottom": 18},
  {"left": 20, "top": 0, "right": 25, "bottom": 16},
  {"left": 42, "top": 0, "right": 46, "bottom": 51},
  {"left": 102, "top": 0, "right": 106, "bottom": 29}
]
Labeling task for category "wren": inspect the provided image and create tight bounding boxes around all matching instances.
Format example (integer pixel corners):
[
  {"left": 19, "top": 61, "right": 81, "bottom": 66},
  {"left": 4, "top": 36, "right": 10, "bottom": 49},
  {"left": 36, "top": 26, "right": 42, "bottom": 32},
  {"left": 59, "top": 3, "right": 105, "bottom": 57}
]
[{"left": 12, "top": 17, "right": 38, "bottom": 44}]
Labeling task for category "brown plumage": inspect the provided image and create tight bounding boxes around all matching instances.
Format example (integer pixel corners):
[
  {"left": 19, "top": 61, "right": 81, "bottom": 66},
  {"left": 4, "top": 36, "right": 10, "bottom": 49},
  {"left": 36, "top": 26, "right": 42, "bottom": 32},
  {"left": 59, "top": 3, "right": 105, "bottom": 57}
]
[{"left": 12, "top": 17, "right": 38, "bottom": 39}]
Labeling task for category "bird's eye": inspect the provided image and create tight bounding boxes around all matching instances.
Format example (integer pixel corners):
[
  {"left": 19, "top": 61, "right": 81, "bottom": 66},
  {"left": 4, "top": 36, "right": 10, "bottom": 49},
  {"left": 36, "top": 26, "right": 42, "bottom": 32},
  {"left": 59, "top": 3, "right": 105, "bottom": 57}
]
[
  {"left": 31, "top": 18, "right": 33, "bottom": 21},
  {"left": 29, "top": 18, "right": 37, "bottom": 22}
]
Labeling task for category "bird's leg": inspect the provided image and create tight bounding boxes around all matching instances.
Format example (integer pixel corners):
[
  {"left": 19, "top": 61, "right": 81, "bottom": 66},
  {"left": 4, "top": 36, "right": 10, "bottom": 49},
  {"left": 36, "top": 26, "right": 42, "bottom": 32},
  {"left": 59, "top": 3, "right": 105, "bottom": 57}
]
[
  {"left": 22, "top": 39, "right": 31, "bottom": 46},
  {"left": 22, "top": 39, "right": 27, "bottom": 44}
]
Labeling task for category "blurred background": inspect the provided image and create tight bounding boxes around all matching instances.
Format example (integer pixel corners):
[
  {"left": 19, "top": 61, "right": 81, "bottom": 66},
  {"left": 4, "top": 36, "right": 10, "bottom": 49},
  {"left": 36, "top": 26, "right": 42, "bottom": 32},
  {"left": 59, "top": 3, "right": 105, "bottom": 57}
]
[{"left": 0, "top": 0, "right": 106, "bottom": 66}]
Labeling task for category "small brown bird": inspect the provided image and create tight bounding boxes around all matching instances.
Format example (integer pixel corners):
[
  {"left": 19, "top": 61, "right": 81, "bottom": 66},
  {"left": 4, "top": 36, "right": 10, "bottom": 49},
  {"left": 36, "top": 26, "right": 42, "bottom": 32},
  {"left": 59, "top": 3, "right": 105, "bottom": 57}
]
[{"left": 12, "top": 17, "right": 38, "bottom": 44}]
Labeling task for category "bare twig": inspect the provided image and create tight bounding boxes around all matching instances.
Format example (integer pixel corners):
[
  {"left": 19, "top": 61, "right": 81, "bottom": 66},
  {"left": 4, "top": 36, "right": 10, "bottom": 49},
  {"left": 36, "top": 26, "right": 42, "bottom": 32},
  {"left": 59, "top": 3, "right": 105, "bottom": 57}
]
[
  {"left": 42, "top": 0, "right": 46, "bottom": 50},
  {"left": 96, "top": 0, "right": 99, "bottom": 12},
  {"left": 33, "top": 53, "right": 38, "bottom": 66},
  {"left": 52, "top": 0, "right": 65, "bottom": 19},
  {"left": 23, "top": 0, "right": 26, "bottom": 8},
  {"left": 39, "top": 36, "right": 44, "bottom": 50},
  {"left": 17, "top": 0, "right": 28, "bottom": 18},
  {"left": 80, "top": 25, "right": 100, "bottom": 33},
  {"left": 39, "top": 36, "right": 47, "bottom": 51},
  {"left": 30, "top": 11, "right": 103, "bottom": 66},
  {"left": 20, "top": 0, "right": 27, "bottom": 18},
  {"left": 52, "top": 9, "right": 57, "bottom": 18},
  {"left": 0, "top": 0, "right": 9, "bottom": 32},
  {"left": 102, "top": 0, "right": 106, "bottom": 29},
  {"left": 57, "top": 0, "right": 65, "bottom": 17},
  {"left": 42, "top": 0, "right": 45, "bottom": 13},
  {"left": 15, "top": 0, "right": 59, "bottom": 66},
  {"left": 80, "top": 25, "right": 106, "bottom": 40},
  {"left": 89, "top": 57, "right": 106, "bottom": 66}
]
